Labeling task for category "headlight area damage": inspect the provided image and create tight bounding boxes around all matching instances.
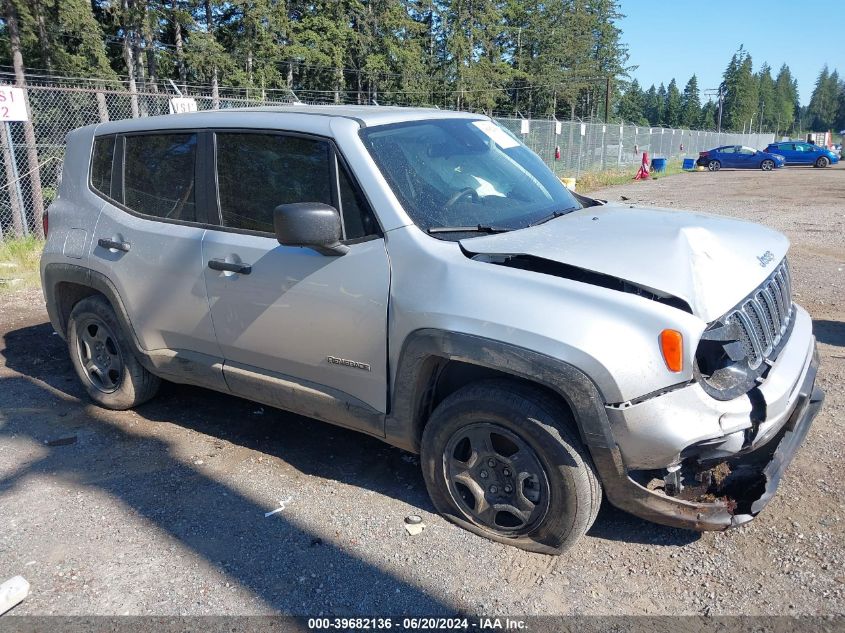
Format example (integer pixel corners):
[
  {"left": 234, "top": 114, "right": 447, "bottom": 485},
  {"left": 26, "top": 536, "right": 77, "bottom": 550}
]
[{"left": 604, "top": 349, "right": 823, "bottom": 531}]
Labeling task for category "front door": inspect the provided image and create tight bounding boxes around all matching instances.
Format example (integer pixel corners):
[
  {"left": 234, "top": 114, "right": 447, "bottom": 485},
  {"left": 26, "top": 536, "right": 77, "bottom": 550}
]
[{"left": 201, "top": 131, "right": 390, "bottom": 412}]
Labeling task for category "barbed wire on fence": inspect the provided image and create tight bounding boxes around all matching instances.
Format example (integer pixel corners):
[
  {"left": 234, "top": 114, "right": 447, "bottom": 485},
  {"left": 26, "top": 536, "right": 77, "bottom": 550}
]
[{"left": 0, "top": 76, "right": 776, "bottom": 241}]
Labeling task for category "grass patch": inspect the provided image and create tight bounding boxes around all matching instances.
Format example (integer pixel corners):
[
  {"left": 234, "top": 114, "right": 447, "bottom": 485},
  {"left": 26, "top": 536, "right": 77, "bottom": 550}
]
[
  {"left": 574, "top": 159, "right": 688, "bottom": 193},
  {"left": 0, "top": 236, "right": 43, "bottom": 291}
]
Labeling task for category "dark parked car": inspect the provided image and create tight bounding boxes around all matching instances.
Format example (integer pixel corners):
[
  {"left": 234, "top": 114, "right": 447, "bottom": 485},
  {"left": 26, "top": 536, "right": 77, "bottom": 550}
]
[
  {"left": 764, "top": 141, "right": 839, "bottom": 167},
  {"left": 697, "top": 145, "right": 785, "bottom": 171}
]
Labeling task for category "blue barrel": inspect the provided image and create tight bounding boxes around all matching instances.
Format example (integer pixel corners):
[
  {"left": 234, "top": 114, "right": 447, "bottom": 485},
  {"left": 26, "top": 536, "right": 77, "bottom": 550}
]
[
  {"left": 682, "top": 158, "right": 695, "bottom": 170},
  {"left": 652, "top": 157, "right": 667, "bottom": 172}
]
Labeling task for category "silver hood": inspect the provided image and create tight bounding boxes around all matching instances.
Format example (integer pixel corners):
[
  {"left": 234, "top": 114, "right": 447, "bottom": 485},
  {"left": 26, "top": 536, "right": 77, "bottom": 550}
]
[{"left": 460, "top": 204, "right": 790, "bottom": 323}]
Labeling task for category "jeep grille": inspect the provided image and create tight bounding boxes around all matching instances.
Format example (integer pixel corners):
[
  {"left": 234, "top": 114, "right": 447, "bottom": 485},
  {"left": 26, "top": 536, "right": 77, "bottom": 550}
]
[{"left": 695, "top": 258, "right": 793, "bottom": 400}]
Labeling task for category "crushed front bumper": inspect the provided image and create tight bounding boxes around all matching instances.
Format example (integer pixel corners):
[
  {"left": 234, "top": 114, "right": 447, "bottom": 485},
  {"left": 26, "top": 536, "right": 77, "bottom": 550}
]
[{"left": 596, "top": 346, "right": 823, "bottom": 531}]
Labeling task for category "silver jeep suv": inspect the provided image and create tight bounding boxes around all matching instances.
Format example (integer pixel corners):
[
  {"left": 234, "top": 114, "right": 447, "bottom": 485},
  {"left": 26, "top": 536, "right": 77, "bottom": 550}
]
[{"left": 41, "top": 107, "right": 824, "bottom": 554}]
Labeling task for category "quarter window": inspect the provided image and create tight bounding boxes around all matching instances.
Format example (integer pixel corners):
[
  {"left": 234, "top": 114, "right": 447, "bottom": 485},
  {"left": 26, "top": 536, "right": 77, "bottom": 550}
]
[
  {"left": 123, "top": 133, "right": 197, "bottom": 221},
  {"left": 338, "top": 163, "right": 378, "bottom": 239},
  {"left": 215, "top": 133, "right": 332, "bottom": 233},
  {"left": 91, "top": 136, "right": 115, "bottom": 197}
]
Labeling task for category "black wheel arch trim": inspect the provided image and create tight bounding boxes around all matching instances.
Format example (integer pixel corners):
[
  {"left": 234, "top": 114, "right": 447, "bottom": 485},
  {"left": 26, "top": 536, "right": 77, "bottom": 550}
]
[{"left": 385, "top": 328, "right": 623, "bottom": 477}]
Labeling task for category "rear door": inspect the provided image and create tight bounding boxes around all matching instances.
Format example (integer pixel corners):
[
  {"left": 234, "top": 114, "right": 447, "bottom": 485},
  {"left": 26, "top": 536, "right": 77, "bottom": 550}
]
[
  {"left": 87, "top": 131, "right": 221, "bottom": 364},
  {"left": 717, "top": 145, "right": 737, "bottom": 167},
  {"left": 201, "top": 131, "right": 390, "bottom": 413}
]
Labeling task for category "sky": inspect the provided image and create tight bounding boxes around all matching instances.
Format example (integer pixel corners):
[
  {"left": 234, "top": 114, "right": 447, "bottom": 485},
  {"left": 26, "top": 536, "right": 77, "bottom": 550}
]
[{"left": 616, "top": 0, "right": 844, "bottom": 105}]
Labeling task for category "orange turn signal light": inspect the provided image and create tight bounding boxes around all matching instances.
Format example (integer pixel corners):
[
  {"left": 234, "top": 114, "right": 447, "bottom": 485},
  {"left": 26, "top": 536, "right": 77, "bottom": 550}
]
[{"left": 660, "top": 329, "right": 683, "bottom": 373}]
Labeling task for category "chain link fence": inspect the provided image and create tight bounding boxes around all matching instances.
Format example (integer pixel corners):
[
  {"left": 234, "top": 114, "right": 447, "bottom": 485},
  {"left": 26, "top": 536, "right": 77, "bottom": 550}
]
[{"left": 0, "top": 77, "right": 775, "bottom": 241}]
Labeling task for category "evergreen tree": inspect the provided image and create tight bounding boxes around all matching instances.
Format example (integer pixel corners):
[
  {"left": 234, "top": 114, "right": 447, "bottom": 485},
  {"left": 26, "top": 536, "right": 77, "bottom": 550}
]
[
  {"left": 773, "top": 64, "right": 798, "bottom": 135},
  {"left": 664, "top": 78, "right": 681, "bottom": 126},
  {"left": 756, "top": 63, "right": 776, "bottom": 133},
  {"left": 617, "top": 78, "right": 646, "bottom": 124},
  {"left": 643, "top": 83, "right": 660, "bottom": 125},
  {"left": 807, "top": 65, "right": 840, "bottom": 130},
  {"left": 721, "top": 46, "right": 758, "bottom": 131},
  {"left": 680, "top": 74, "right": 700, "bottom": 128},
  {"left": 655, "top": 82, "right": 667, "bottom": 124}
]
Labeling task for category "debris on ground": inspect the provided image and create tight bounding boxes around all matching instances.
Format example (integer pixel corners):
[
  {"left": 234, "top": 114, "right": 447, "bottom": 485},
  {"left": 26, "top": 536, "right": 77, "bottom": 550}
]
[
  {"left": 404, "top": 515, "right": 425, "bottom": 536},
  {"left": 44, "top": 436, "right": 77, "bottom": 447},
  {"left": 0, "top": 576, "right": 30, "bottom": 615},
  {"left": 264, "top": 496, "right": 293, "bottom": 518}
]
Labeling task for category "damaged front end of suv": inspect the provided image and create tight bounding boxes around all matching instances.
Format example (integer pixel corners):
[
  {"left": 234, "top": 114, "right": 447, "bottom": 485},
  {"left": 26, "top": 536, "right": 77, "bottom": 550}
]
[{"left": 602, "top": 258, "right": 824, "bottom": 530}]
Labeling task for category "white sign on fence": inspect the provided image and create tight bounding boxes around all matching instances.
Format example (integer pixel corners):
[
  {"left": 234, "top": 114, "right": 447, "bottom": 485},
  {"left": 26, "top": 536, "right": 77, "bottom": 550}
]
[
  {"left": 555, "top": 121, "right": 562, "bottom": 135},
  {"left": 520, "top": 119, "right": 530, "bottom": 135},
  {"left": 0, "top": 87, "right": 28, "bottom": 121},
  {"left": 580, "top": 123, "right": 586, "bottom": 136},
  {"left": 169, "top": 97, "right": 198, "bottom": 114}
]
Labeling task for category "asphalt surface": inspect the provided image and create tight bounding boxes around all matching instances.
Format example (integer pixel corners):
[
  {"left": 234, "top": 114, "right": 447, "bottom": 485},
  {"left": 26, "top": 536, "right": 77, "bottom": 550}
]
[{"left": 0, "top": 164, "right": 843, "bottom": 616}]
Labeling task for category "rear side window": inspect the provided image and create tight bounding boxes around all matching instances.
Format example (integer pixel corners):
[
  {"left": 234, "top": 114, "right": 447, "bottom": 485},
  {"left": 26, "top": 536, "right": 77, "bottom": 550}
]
[
  {"left": 123, "top": 133, "right": 197, "bottom": 221},
  {"left": 91, "top": 136, "right": 115, "bottom": 197},
  {"left": 215, "top": 133, "right": 332, "bottom": 233}
]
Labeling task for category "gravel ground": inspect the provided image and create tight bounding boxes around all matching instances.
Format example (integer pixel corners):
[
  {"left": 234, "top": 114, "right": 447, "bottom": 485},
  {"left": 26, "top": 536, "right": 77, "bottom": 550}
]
[{"left": 0, "top": 164, "right": 843, "bottom": 616}]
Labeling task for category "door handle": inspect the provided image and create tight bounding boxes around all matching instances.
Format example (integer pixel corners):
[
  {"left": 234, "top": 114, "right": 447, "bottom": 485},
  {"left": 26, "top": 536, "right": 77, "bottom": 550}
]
[
  {"left": 98, "top": 238, "right": 131, "bottom": 252},
  {"left": 208, "top": 258, "right": 252, "bottom": 275}
]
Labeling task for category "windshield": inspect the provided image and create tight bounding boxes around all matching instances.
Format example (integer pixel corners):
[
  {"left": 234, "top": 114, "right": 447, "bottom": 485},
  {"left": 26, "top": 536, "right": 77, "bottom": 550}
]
[{"left": 359, "top": 118, "right": 582, "bottom": 233}]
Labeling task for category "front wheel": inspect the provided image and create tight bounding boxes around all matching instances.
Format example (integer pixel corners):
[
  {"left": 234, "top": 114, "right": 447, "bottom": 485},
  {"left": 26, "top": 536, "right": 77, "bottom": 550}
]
[
  {"left": 67, "top": 295, "right": 160, "bottom": 409},
  {"left": 816, "top": 156, "right": 830, "bottom": 168},
  {"left": 761, "top": 159, "right": 775, "bottom": 171},
  {"left": 420, "top": 380, "right": 602, "bottom": 555},
  {"left": 707, "top": 160, "right": 721, "bottom": 171}
]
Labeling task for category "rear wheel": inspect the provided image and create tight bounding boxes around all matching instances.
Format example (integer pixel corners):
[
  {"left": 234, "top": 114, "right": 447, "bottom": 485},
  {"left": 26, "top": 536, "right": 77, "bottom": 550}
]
[
  {"left": 421, "top": 380, "right": 602, "bottom": 555},
  {"left": 707, "top": 160, "right": 721, "bottom": 171},
  {"left": 815, "top": 156, "right": 829, "bottom": 168},
  {"left": 67, "top": 295, "right": 160, "bottom": 409},
  {"left": 761, "top": 159, "right": 775, "bottom": 171}
]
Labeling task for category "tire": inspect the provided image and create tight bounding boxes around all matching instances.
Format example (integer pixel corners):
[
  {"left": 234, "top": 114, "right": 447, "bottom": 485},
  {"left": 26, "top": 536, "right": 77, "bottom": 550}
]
[
  {"left": 420, "top": 380, "right": 602, "bottom": 555},
  {"left": 67, "top": 295, "right": 160, "bottom": 409},
  {"left": 707, "top": 160, "right": 721, "bottom": 171},
  {"left": 815, "top": 156, "right": 829, "bottom": 168},
  {"left": 761, "top": 159, "right": 775, "bottom": 171}
]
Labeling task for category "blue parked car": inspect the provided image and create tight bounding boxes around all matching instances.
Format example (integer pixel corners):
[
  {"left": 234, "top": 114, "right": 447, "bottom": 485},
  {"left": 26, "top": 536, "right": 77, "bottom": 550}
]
[
  {"left": 696, "top": 145, "right": 785, "bottom": 171},
  {"left": 764, "top": 141, "right": 839, "bottom": 167}
]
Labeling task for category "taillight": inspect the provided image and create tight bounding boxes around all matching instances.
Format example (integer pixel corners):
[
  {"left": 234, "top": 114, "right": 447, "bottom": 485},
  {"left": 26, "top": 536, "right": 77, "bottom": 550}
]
[
  {"left": 42, "top": 209, "right": 48, "bottom": 237},
  {"left": 699, "top": 151, "right": 708, "bottom": 157}
]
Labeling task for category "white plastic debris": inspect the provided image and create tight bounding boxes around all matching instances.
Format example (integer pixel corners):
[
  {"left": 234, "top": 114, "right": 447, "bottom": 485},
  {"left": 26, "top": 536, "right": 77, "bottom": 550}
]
[
  {"left": 404, "top": 515, "right": 425, "bottom": 536},
  {"left": 264, "top": 496, "right": 293, "bottom": 518},
  {"left": 0, "top": 576, "right": 30, "bottom": 615}
]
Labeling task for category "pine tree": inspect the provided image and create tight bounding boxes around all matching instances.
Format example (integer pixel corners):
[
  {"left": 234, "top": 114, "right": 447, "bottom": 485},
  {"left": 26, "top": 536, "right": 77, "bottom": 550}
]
[
  {"left": 773, "top": 64, "right": 798, "bottom": 135},
  {"left": 643, "top": 84, "right": 660, "bottom": 125},
  {"left": 664, "top": 78, "right": 681, "bottom": 127},
  {"left": 756, "top": 63, "right": 776, "bottom": 133},
  {"left": 617, "top": 79, "right": 646, "bottom": 124},
  {"left": 680, "top": 74, "right": 701, "bottom": 128},
  {"left": 721, "top": 47, "right": 758, "bottom": 131},
  {"left": 807, "top": 65, "right": 840, "bottom": 130}
]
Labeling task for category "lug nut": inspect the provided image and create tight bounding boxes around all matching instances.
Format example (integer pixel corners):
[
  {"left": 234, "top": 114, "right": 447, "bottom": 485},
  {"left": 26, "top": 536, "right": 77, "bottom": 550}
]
[
  {"left": 487, "top": 458, "right": 496, "bottom": 468},
  {"left": 479, "top": 470, "right": 488, "bottom": 479},
  {"left": 503, "top": 468, "right": 511, "bottom": 477},
  {"left": 489, "top": 485, "right": 498, "bottom": 494},
  {"left": 504, "top": 485, "right": 513, "bottom": 493}
]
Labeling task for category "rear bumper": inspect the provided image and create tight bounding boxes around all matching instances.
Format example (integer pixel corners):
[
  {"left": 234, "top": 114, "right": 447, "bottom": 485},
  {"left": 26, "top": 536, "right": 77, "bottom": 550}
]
[{"left": 597, "top": 346, "right": 823, "bottom": 530}]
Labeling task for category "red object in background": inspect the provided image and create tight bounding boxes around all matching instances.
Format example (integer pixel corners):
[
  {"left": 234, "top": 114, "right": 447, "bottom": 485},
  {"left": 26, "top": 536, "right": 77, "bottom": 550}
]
[
  {"left": 554, "top": 145, "right": 561, "bottom": 160},
  {"left": 42, "top": 209, "right": 48, "bottom": 237},
  {"left": 634, "top": 151, "right": 650, "bottom": 180}
]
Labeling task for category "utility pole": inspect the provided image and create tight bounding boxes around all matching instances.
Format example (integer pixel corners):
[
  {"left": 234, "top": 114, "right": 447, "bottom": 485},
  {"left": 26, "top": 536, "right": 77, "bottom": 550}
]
[
  {"left": 605, "top": 76, "right": 611, "bottom": 122},
  {"left": 706, "top": 86, "right": 726, "bottom": 133}
]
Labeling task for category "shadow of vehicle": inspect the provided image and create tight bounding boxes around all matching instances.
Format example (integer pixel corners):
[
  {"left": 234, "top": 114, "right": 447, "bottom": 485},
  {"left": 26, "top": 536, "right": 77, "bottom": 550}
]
[
  {"left": 813, "top": 320, "right": 845, "bottom": 347},
  {"left": 1, "top": 318, "right": 700, "bottom": 614},
  {"left": 0, "top": 321, "right": 450, "bottom": 615}
]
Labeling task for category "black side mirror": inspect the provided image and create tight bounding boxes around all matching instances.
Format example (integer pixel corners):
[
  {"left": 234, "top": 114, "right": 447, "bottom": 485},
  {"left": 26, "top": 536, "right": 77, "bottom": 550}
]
[{"left": 273, "top": 202, "right": 349, "bottom": 256}]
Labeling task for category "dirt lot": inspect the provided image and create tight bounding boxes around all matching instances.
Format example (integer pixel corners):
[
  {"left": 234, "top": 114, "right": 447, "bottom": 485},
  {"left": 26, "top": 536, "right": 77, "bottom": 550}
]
[{"left": 1, "top": 165, "right": 843, "bottom": 616}]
